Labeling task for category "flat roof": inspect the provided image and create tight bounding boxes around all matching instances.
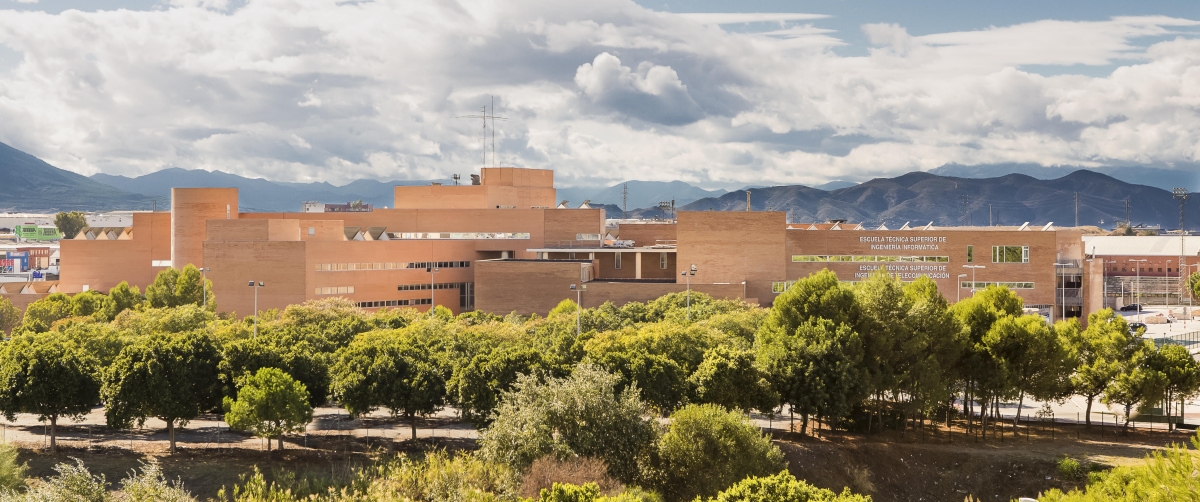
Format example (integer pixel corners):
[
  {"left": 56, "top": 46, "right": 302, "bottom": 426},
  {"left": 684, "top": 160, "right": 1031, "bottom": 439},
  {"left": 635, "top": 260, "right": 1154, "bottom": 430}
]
[
  {"left": 1082, "top": 235, "right": 1200, "bottom": 256},
  {"left": 528, "top": 247, "right": 676, "bottom": 253}
]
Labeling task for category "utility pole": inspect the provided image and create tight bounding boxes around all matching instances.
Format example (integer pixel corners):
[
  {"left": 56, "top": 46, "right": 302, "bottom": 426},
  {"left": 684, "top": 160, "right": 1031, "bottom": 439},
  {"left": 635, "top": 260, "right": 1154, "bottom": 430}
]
[
  {"left": 1075, "top": 192, "right": 1079, "bottom": 227},
  {"left": 1125, "top": 198, "right": 1131, "bottom": 227},
  {"left": 746, "top": 190, "right": 751, "bottom": 212},
  {"left": 989, "top": 204, "right": 993, "bottom": 226}
]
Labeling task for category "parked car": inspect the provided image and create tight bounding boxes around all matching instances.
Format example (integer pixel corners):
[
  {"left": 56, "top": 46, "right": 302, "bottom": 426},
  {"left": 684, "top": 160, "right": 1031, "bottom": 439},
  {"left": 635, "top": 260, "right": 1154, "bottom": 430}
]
[
  {"left": 1129, "top": 322, "right": 1147, "bottom": 334},
  {"left": 1120, "top": 304, "right": 1142, "bottom": 312}
]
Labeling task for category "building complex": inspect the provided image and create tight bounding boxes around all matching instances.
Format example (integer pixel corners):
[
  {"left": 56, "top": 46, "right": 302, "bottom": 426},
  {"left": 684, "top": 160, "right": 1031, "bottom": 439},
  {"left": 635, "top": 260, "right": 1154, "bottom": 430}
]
[{"left": 1, "top": 167, "right": 1195, "bottom": 322}]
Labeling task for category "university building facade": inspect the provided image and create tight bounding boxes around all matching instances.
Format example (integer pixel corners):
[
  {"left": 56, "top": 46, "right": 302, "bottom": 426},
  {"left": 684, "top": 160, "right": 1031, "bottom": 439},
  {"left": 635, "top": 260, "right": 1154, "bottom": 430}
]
[{"left": 50, "top": 167, "right": 1111, "bottom": 321}]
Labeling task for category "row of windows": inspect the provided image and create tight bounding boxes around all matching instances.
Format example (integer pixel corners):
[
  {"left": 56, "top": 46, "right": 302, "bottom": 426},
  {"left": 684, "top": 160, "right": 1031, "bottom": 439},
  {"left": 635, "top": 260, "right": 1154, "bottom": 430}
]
[
  {"left": 961, "top": 281, "right": 1035, "bottom": 290},
  {"left": 1111, "top": 267, "right": 1174, "bottom": 273},
  {"left": 386, "top": 232, "right": 530, "bottom": 240},
  {"left": 356, "top": 298, "right": 432, "bottom": 308},
  {"left": 397, "top": 281, "right": 473, "bottom": 291},
  {"left": 315, "top": 261, "right": 471, "bottom": 272},
  {"left": 792, "top": 255, "right": 950, "bottom": 263},
  {"left": 316, "top": 286, "right": 355, "bottom": 295},
  {"left": 966, "top": 245, "right": 1030, "bottom": 264},
  {"left": 612, "top": 252, "right": 670, "bottom": 269}
]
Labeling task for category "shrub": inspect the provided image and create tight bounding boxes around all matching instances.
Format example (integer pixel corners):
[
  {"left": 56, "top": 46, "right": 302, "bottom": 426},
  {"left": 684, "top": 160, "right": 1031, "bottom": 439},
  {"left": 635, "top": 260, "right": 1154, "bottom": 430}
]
[
  {"left": 1057, "top": 457, "right": 1085, "bottom": 481},
  {"left": 536, "top": 482, "right": 662, "bottom": 502},
  {"left": 648, "top": 404, "right": 786, "bottom": 501},
  {"left": 478, "top": 365, "right": 659, "bottom": 484},
  {"left": 521, "top": 457, "right": 621, "bottom": 499},
  {"left": 704, "top": 471, "right": 871, "bottom": 502},
  {"left": 0, "top": 459, "right": 107, "bottom": 502}
]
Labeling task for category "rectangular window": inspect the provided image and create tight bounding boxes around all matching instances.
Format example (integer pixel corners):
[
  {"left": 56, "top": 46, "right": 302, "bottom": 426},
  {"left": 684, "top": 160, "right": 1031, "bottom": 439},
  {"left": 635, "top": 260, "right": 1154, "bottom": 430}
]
[
  {"left": 614, "top": 252, "right": 622, "bottom": 269},
  {"left": 308, "top": 227, "right": 315, "bottom": 235},
  {"left": 771, "top": 281, "right": 795, "bottom": 294},
  {"left": 659, "top": 253, "right": 668, "bottom": 269},
  {"left": 966, "top": 245, "right": 973, "bottom": 263},
  {"left": 991, "top": 246, "right": 1029, "bottom": 263},
  {"left": 791, "top": 255, "right": 949, "bottom": 263},
  {"left": 960, "top": 281, "right": 1035, "bottom": 290}
]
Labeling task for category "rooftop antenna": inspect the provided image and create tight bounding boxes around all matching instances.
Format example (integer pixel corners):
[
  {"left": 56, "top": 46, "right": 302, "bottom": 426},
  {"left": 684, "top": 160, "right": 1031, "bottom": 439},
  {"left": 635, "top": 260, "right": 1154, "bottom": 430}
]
[
  {"left": 452, "top": 174, "right": 461, "bottom": 186},
  {"left": 456, "top": 98, "right": 506, "bottom": 167}
]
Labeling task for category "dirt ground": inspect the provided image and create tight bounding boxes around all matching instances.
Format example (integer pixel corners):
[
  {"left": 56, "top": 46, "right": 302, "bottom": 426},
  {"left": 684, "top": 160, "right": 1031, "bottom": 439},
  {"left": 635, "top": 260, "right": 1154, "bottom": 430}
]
[
  {"left": 774, "top": 421, "right": 1190, "bottom": 502},
  {"left": 8, "top": 417, "right": 1190, "bottom": 501}
]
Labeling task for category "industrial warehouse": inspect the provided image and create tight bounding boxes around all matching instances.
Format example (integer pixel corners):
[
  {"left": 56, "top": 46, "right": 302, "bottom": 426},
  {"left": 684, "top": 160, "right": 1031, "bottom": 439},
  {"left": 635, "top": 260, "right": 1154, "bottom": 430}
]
[{"left": 0, "top": 167, "right": 1194, "bottom": 322}]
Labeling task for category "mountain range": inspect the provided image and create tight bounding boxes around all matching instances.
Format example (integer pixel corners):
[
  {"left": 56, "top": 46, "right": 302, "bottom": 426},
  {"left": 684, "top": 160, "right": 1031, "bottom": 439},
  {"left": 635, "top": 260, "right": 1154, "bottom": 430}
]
[
  {"left": 0, "top": 142, "right": 155, "bottom": 212},
  {"left": 0, "top": 141, "right": 1195, "bottom": 230},
  {"left": 685, "top": 170, "right": 1198, "bottom": 229}
]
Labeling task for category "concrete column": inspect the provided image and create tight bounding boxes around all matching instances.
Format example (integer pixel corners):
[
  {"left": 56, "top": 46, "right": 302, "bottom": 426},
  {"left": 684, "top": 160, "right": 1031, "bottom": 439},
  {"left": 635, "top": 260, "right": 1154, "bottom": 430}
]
[{"left": 635, "top": 252, "right": 642, "bottom": 279}]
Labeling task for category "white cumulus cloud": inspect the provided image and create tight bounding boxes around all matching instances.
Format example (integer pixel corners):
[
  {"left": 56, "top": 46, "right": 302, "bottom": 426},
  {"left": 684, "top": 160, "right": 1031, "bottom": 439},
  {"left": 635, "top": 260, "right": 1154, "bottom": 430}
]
[{"left": 0, "top": 0, "right": 1195, "bottom": 189}]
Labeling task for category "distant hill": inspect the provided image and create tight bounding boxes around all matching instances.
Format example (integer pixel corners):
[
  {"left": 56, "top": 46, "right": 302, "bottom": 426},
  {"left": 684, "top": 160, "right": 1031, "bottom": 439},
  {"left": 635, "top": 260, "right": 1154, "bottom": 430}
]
[
  {"left": 683, "top": 170, "right": 1200, "bottom": 230},
  {"left": 92, "top": 168, "right": 437, "bottom": 212},
  {"left": 556, "top": 180, "right": 726, "bottom": 211},
  {"left": 0, "top": 142, "right": 154, "bottom": 212},
  {"left": 929, "top": 164, "right": 1200, "bottom": 193}
]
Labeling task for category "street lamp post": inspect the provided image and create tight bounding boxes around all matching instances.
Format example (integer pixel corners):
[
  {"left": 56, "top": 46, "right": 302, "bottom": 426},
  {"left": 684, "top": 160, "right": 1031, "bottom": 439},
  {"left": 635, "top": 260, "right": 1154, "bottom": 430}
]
[
  {"left": 569, "top": 283, "right": 586, "bottom": 336},
  {"left": 962, "top": 265, "right": 985, "bottom": 296},
  {"left": 1129, "top": 259, "right": 1147, "bottom": 322},
  {"left": 1168, "top": 260, "right": 1174, "bottom": 308},
  {"left": 1054, "top": 262, "right": 1073, "bottom": 323},
  {"left": 200, "top": 267, "right": 210, "bottom": 311},
  {"left": 681, "top": 264, "right": 697, "bottom": 321},
  {"left": 247, "top": 280, "right": 265, "bottom": 337},
  {"left": 427, "top": 262, "right": 439, "bottom": 316},
  {"left": 957, "top": 274, "right": 968, "bottom": 302}
]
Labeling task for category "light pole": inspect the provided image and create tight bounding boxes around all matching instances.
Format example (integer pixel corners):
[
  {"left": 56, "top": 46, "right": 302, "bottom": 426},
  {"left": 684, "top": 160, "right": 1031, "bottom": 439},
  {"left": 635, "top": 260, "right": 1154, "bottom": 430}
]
[
  {"left": 1054, "top": 262, "right": 1073, "bottom": 323},
  {"left": 427, "top": 262, "right": 439, "bottom": 316},
  {"left": 957, "top": 274, "right": 967, "bottom": 302},
  {"left": 569, "top": 283, "right": 586, "bottom": 336},
  {"left": 963, "top": 265, "right": 985, "bottom": 296},
  {"left": 247, "top": 280, "right": 264, "bottom": 337},
  {"left": 200, "top": 267, "right": 210, "bottom": 311},
  {"left": 1168, "top": 260, "right": 1174, "bottom": 308},
  {"left": 1129, "top": 259, "right": 1147, "bottom": 322},
  {"left": 681, "top": 264, "right": 697, "bottom": 321}
]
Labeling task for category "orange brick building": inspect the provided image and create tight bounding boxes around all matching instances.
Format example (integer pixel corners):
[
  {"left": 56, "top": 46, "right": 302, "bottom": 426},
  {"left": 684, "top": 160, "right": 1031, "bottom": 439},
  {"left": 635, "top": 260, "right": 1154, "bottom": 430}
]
[{"left": 54, "top": 167, "right": 1099, "bottom": 321}]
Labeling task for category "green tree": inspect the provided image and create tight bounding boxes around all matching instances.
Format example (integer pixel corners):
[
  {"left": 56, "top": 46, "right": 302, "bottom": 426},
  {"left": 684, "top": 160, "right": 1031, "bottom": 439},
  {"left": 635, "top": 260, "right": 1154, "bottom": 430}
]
[
  {"left": 103, "top": 331, "right": 223, "bottom": 452},
  {"left": 331, "top": 333, "right": 445, "bottom": 440},
  {"left": 107, "top": 282, "right": 143, "bottom": 317},
  {"left": 588, "top": 349, "right": 688, "bottom": 415},
  {"left": 758, "top": 270, "right": 859, "bottom": 341},
  {"left": 1103, "top": 343, "right": 1167, "bottom": 433},
  {"left": 70, "top": 290, "right": 116, "bottom": 322},
  {"left": 53, "top": 211, "right": 87, "bottom": 240},
  {"left": 146, "top": 265, "right": 214, "bottom": 310},
  {"left": 1189, "top": 272, "right": 1200, "bottom": 303},
  {"left": 705, "top": 471, "right": 871, "bottom": 502},
  {"left": 453, "top": 343, "right": 547, "bottom": 423},
  {"left": 17, "top": 293, "right": 73, "bottom": 333},
  {"left": 649, "top": 404, "right": 786, "bottom": 501},
  {"left": 689, "top": 345, "right": 775, "bottom": 413},
  {"left": 1148, "top": 343, "right": 1200, "bottom": 430},
  {"left": 0, "top": 333, "right": 101, "bottom": 452},
  {"left": 1069, "top": 309, "right": 1142, "bottom": 428},
  {"left": 756, "top": 319, "right": 867, "bottom": 435},
  {"left": 951, "top": 285, "right": 1025, "bottom": 434},
  {"left": 0, "top": 297, "right": 20, "bottom": 335},
  {"left": 224, "top": 367, "right": 313, "bottom": 452},
  {"left": 982, "top": 314, "right": 1072, "bottom": 429},
  {"left": 478, "top": 365, "right": 659, "bottom": 484}
]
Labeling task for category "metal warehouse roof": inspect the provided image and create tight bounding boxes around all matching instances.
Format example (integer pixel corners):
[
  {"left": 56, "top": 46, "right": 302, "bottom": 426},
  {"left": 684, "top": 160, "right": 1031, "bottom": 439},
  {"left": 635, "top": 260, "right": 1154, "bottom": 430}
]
[{"left": 1082, "top": 235, "right": 1200, "bottom": 256}]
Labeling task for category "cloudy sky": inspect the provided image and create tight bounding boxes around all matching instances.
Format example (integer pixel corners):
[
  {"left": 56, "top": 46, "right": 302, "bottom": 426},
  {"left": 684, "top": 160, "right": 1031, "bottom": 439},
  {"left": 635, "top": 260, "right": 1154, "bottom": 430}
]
[{"left": 0, "top": 0, "right": 1198, "bottom": 189}]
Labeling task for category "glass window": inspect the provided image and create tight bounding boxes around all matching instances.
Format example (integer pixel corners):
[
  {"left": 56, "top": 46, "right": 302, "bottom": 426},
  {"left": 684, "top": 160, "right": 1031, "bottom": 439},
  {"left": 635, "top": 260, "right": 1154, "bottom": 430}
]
[
  {"left": 614, "top": 252, "right": 622, "bottom": 269},
  {"left": 966, "top": 245, "right": 973, "bottom": 263},
  {"left": 991, "top": 246, "right": 1029, "bottom": 263},
  {"left": 660, "top": 253, "right": 668, "bottom": 269}
]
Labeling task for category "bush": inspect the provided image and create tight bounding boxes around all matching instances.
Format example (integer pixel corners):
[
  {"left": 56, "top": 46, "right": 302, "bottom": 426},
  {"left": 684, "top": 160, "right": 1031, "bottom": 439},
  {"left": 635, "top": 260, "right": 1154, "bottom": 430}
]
[
  {"left": 521, "top": 457, "right": 621, "bottom": 499},
  {"left": 704, "top": 471, "right": 871, "bottom": 502},
  {"left": 536, "top": 482, "right": 662, "bottom": 502},
  {"left": 1057, "top": 457, "right": 1085, "bottom": 481},
  {"left": 1041, "top": 432, "right": 1200, "bottom": 501},
  {"left": 648, "top": 404, "right": 786, "bottom": 501},
  {"left": 0, "top": 459, "right": 107, "bottom": 502},
  {"left": 478, "top": 365, "right": 660, "bottom": 484}
]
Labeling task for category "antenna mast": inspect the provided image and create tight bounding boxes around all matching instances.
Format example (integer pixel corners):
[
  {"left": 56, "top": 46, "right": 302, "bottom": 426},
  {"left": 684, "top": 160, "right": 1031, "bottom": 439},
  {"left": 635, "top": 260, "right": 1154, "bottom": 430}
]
[
  {"left": 1175, "top": 188, "right": 1189, "bottom": 293},
  {"left": 456, "top": 98, "right": 506, "bottom": 168}
]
